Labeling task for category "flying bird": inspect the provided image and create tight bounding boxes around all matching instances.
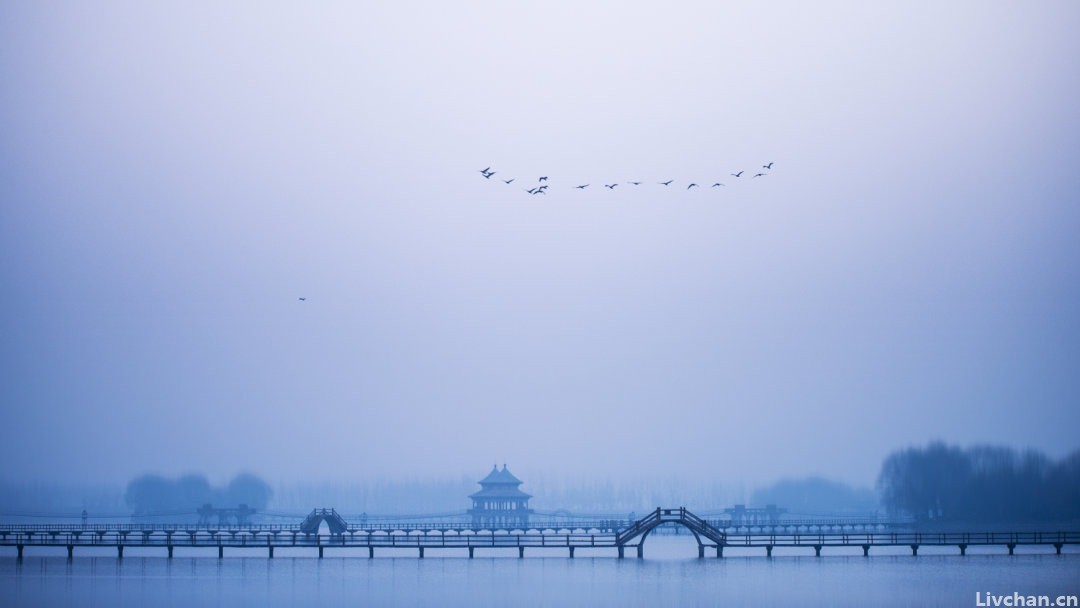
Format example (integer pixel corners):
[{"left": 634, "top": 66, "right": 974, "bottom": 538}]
[
  {"left": 731, "top": 171, "right": 744, "bottom": 178},
  {"left": 484, "top": 172, "right": 495, "bottom": 178},
  {"left": 298, "top": 297, "right": 306, "bottom": 301},
  {"left": 539, "top": 176, "right": 548, "bottom": 182},
  {"left": 526, "top": 188, "right": 538, "bottom": 194},
  {"left": 605, "top": 183, "right": 618, "bottom": 189},
  {"left": 753, "top": 173, "right": 765, "bottom": 177},
  {"left": 575, "top": 184, "right": 589, "bottom": 189},
  {"left": 687, "top": 183, "right": 698, "bottom": 189},
  {"left": 629, "top": 181, "right": 642, "bottom": 186},
  {"left": 711, "top": 183, "right": 725, "bottom": 187},
  {"left": 659, "top": 180, "right": 674, "bottom": 186},
  {"left": 538, "top": 184, "right": 548, "bottom": 191},
  {"left": 503, "top": 179, "right": 514, "bottom": 184},
  {"left": 763, "top": 162, "right": 774, "bottom": 169},
  {"left": 479, "top": 166, "right": 491, "bottom": 174}
]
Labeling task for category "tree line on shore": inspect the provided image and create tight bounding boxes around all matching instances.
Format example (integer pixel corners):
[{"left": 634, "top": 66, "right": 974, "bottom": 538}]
[{"left": 877, "top": 442, "right": 1080, "bottom": 522}]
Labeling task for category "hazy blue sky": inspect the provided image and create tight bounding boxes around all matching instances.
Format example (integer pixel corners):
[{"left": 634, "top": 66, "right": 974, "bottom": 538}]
[{"left": 1, "top": 1, "right": 1078, "bottom": 489}]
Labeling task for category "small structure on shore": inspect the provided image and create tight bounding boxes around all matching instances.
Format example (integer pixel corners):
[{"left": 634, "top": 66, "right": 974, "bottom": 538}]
[{"left": 468, "top": 464, "right": 533, "bottom": 527}]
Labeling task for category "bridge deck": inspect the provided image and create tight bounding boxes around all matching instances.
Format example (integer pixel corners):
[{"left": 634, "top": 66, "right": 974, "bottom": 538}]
[{"left": 2, "top": 507, "right": 1076, "bottom": 559}]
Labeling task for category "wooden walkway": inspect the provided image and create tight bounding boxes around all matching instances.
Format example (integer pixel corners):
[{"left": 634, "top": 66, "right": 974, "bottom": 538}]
[{"left": 2, "top": 508, "right": 1076, "bottom": 560}]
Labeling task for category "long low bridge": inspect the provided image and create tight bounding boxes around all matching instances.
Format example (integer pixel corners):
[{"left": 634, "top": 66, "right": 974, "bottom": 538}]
[{"left": 2, "top": 508, "right": 1076, "bottom": 560}]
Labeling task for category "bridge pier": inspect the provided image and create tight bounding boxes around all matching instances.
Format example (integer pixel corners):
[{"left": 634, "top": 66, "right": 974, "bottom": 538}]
[
  {"left": 218, "top": 546, "right": 224, "bottom": 559},
  {"left": 1007, "top": 543, "right": 1016, "bottom": 556},
  {"left": 716, "top": 546, "right": 723, "bottom": 558},
  {"left": 67, "top": 545, "right": 73, "bottom": 560},
  {"left": 118, "top": 546, "right": 124, "bottom": 559},
  {"left": 569, "top": 547, "right": 575, "bottom": 558},
  {"left": 419, "top": 548, "right": 424, "bottom": 559},
  {"left": 617, "top": 546, "right": 624, "bottom": 559},
  {"left": 765, "top": 545, "right": 773, "bottom": 558},
  {"left": 637, "top": 545, "right": 643, "bottom": 559},
  {"left": 910, "top": 545, "right": 918, "bottom": 556},
  {"left": 1054, "top": 543, "right": 1063, "bottom": 555},
  {"left": 814, "top": 545, "right": 822, "bottom": 557},
  {"left": 468, "top": 547, "right": 474, "bottom": 559},
  {"left": 862, "top": 545, "right": 870, "bottom": 557},
  {"left": 319, "top": 547, "right": 324, "bottom": 559},
  {"left": 368, "top": 547, "right": 374, "bottom": 559},
  {"left": 167, "top": 546, "right": 174, "bottom": 559},
  {"left": 518, "top": 547, "right": 524, "bottom": 559},
  {"left": 959, "top": 544, "right": 967, "bottom": 556},
  {"left": 268, "top": 547, "right": 273, "bottom": 559},
  {"left": 16, "top": 545, "right": 23, "bottom": 560},
  {"left": 698, "top": 545, "right": 704, "bottom": 559}
]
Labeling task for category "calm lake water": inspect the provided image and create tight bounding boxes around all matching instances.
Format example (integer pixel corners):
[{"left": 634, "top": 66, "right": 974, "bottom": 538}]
[{"left": 2, "top": 538, "right": 1077, "bottom": 607}]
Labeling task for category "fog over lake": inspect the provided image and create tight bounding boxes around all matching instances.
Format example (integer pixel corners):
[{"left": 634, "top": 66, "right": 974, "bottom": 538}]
[{"left": 2, "top": 1, "right": 1078, "bottom": 502}]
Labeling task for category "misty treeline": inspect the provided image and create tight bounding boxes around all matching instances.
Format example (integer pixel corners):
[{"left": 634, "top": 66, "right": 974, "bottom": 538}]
[
  {"left": 878, "top": 442, "right": 1080, "bottom": 522},
  {"left": 750, "top": 477, "right": 878, "bottom": 515},
  {"left": 124, "top": 473, "right": 273, "bottom": 515}
]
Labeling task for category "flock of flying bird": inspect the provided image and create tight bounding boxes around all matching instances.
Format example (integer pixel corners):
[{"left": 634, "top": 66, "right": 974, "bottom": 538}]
[{"left": 477, "top": 163, "right": 775, "bottom": 195}]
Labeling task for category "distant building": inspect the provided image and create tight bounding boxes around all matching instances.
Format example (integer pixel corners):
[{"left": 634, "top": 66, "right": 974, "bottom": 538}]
[{"left": 468, "top": 464, "right": 533, "bottom": 526}]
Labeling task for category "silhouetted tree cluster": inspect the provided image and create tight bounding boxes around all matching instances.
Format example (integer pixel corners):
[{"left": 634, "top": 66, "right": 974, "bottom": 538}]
[
  {"left": 878, "top": 442, "right": 1080, "bottom": 522},
  {"left": 124, "top": 473, "right": 272, "bottom": 515}
]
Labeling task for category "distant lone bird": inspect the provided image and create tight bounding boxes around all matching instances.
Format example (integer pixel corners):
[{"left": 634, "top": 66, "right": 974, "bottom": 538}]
[
  {"left": 503, "top": 178, "right": 514, "bottom": 184},
  {"left": 575, "top": 184, "right": 589, "bottom": 189},
  {"left": 629, "top": 181, "right": 642, "bottom": 186},
  {"left": 605, "top": 183, "right": 618, "bottom": 189},
  {"left": 731, "top": 171, "right": 744, "bottom": 178},
  {"left": 711, "top": 183, "right": 725, "bottom": 187},
  {"left": 539, "top": 176, "right": 548, "bottom": 182},
  {"left": 659, "top": 180, "right": 674, "bottom": 186},
  {"left": 687, "top": 183, "right": 698, "bottom": 189},
  {"left": 763, "top": 162, "right": 774, "bottom": 169},
  {"left": 298, "top": 297, "right": 306, "bottom": 301},
  {"left": 753, "top": 173, "right": 765, "bottom": 177}
]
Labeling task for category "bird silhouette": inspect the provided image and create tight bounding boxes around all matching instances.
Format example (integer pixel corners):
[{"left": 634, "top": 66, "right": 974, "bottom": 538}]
[
  {"left": 763, "top": 162, "right": 774, "bottom": 169},
  {"left": 659, "top": 180, "right": 674, "bottom": 186},
  {"left": 711, "top": 183, "right": 725, "bottom": 187},
  {"left": 687, "top": 183, "right": 698, "bottom": 189},
  {"left": 731, "top": 171, "right": 744, "bottom": 178},
  {"left": 503, "top": 178, "right": 514, "bottom": 184},
  {"left": 533, "top": 189, "right": 546, "bottom": 195},
  {"left": 575, "top": 184, "right": 589, "bottom": 189},
  {"left": 479, "top": 166, "right": 491, "bottom": 174},
  {"left": 629, "top": 181, "right": 642, "bottom": 186},
  {"left": 753, "top": 173, "right": 765, "bottom": 177},
  {"left": 539, "top": 176, "right": 548, "bottom": 182},
  {"left": 484, "top": 172, "right": 495, "bottom": 178},
  {"left": 298, "top": 297, "right": 306, "bottom": 301},
  {"left": 538, "top": 185, "right": 548, "bottom": 191},
  {"left": 605, "top": 183, "right": 618, "bottom": 189},
  {"left": 526, "top": 188, "right": 538, "bottom": 194}
]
